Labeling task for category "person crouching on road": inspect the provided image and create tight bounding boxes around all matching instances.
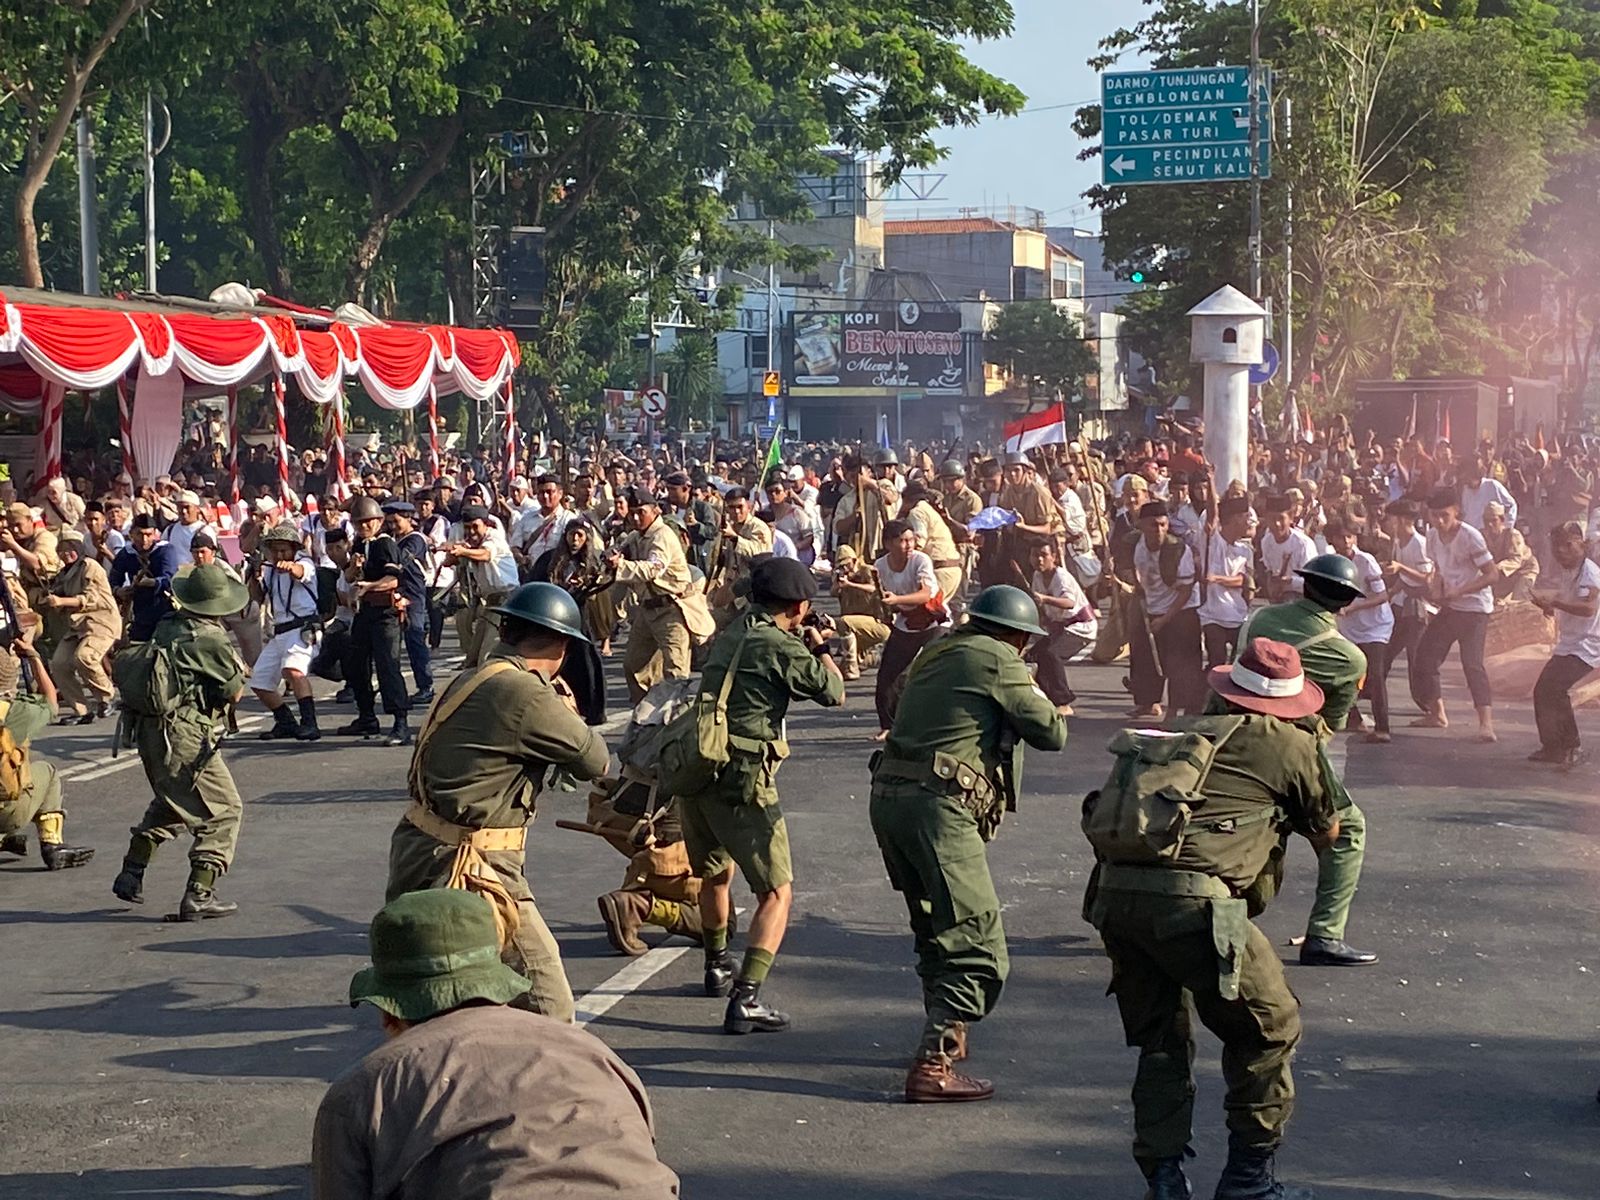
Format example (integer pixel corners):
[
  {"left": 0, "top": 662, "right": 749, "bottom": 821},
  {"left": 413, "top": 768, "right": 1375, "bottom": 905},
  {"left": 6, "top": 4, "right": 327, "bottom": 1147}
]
[
  {"left": 869, "top": 584, "right": 1066, "bottom": 1103},
  {"left": 312, "top": 889, "right": 679, "bottom": 1200},
  {"left": 1085, "top": 638, "right": 1338, "bottom": 1200},
  {"left": 681, "top": 556, "right": 844, "bottom": 1035},
  {"left": 252, "top": 522, "right": 323, "bottom": 742}
]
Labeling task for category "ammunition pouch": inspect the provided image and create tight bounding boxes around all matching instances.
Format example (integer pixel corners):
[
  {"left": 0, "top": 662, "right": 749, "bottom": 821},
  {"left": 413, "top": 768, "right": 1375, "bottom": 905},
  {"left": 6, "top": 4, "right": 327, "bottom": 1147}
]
[{"left": 872, "top": 750, "right": 1004, "bottom": 841}]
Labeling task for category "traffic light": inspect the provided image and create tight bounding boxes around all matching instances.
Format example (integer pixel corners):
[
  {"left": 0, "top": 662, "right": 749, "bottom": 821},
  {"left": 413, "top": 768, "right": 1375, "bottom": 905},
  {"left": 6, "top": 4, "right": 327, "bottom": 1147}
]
[{"left": 1130, "top": 270, "right": 1145, "bottom": 284}]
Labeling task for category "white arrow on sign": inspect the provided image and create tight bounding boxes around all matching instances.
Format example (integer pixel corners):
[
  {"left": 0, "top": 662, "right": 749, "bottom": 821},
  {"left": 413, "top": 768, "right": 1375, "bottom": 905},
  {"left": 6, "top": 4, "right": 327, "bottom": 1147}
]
[{"left": 1109, "top": 154, "right": 1136, "bottom": 176}]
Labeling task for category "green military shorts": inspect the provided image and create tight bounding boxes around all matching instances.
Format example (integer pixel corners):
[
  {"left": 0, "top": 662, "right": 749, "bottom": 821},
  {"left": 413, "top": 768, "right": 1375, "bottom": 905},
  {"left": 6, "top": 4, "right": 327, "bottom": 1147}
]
[{"left": 679, "top": 776, "right": 793, "bottom": 895}]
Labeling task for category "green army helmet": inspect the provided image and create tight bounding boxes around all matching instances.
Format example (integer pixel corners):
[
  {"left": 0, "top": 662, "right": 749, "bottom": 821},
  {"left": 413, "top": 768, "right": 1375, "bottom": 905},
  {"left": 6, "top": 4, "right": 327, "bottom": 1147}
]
[
  {"left": 936, "top": 459, "right": 966, "bottom": 479},
  {"left": 347, "top": 495, "right": 384, "bottom": 522},
  {"left": 1295, "top": 552, "right": 1364, "bottom": 599},
  {"left": 492, "top": 581, "right": 589, "bottom": 642},
  {"left": 967, "top": 584, "right": 1046, "bottom": 637},
  {"left": 873, "top": 447, "right": 900, "bottom": 467}
]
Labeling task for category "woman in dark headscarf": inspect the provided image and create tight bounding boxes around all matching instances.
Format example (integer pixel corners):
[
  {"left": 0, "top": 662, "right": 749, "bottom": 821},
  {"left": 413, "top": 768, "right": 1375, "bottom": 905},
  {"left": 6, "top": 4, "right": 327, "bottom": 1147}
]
[{"left": 546, "top": 518, "right": 616, "bottom": 651}]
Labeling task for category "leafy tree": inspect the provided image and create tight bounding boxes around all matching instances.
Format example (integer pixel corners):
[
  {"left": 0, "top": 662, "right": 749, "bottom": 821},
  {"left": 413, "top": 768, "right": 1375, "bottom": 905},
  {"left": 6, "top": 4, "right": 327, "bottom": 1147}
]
[
  {"left": 665, "top": 333, "right": 720, "bottom": 431},
  {"left": 984, "top": 301, "right": 1099, "bottom": 404}
]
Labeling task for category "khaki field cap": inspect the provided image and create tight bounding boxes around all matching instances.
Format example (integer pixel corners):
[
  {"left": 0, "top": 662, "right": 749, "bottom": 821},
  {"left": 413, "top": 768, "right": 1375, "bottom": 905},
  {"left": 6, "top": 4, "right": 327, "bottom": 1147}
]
[
  {"left": 1207, "top": 637, "right": 1324, "bottom": 720},
  {"left": 347, "top": 890, "right": 532, "bottom": 1021}
]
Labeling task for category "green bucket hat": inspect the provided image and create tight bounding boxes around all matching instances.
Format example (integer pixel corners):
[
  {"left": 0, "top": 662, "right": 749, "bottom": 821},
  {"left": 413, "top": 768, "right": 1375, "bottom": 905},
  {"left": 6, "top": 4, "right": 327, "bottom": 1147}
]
[
  {"left": 170, "top": 562, "right": 248, "bottom": 617},
  {"left": 347, "top": 890, "right": 531, "bottom": 1021}
]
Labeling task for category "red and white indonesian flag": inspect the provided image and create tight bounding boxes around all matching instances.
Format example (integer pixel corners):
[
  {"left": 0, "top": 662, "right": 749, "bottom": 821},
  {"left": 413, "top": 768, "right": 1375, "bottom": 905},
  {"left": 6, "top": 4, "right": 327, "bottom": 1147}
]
[{"left": 1002, "top": 402, "right": 1068, "bottom": 453}]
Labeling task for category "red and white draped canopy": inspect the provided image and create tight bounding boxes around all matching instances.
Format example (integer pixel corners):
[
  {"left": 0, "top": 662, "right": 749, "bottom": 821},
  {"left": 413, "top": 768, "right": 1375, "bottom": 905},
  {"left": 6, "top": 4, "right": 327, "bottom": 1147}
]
[{"left": 0, "top": 288, "right": 519, "bottom": 491}]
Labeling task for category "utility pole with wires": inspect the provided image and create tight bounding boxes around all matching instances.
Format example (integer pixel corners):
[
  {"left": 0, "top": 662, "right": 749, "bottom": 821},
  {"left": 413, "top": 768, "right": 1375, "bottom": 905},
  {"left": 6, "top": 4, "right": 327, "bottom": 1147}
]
[{"left": 1248, "top": 0, "right": 1263, "bottom": 301}]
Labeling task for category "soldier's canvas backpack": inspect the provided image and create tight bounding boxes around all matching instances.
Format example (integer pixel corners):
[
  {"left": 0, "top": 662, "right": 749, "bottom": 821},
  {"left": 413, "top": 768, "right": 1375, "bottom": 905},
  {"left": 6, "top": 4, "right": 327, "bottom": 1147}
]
[
  {"left": 0, "top": 706, "right": 27, "bottom": 806},
  {"left": 112, "top": 630, "right": 193, "bottom": 718},
  {"left": 1081, "top": 715, "right": 1246, "bottom": 865}
]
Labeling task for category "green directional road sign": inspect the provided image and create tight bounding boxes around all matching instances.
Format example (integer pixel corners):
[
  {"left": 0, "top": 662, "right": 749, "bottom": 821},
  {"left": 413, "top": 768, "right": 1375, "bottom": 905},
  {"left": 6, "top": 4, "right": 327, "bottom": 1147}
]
[{"left": 1101, "top": 66, "right": 1270, "bottom": 187}]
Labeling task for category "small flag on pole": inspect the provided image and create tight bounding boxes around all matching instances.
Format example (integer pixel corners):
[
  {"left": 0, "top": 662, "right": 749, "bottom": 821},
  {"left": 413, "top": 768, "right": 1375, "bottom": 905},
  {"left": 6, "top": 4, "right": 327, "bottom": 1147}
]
[{"left": 762, "top": 425, "right": 783, "bottom": 479}]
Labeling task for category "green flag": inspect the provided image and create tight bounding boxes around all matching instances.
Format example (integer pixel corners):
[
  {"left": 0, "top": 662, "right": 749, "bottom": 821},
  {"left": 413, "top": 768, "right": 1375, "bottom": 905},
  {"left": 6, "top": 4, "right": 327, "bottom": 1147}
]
[{"left": 762, "top": 426, "right": 783, "bottom": 479}]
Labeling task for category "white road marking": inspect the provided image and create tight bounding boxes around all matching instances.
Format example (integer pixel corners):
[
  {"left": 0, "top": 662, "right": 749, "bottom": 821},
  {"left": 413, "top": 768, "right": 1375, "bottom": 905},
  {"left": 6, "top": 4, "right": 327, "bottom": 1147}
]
[
  {"left": 574, "top": 906, "right": 746, "bottom": 1028},
  {"left": 574, "top": 945, "right": 695, "bottom": 1026}
]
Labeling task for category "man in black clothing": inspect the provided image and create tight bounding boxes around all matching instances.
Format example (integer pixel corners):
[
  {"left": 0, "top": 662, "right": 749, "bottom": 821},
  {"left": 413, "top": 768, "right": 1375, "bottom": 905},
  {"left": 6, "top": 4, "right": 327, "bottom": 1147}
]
[
  {"left": 384, "top": 499, "right": 434, "bottom": 705},
  {"left": 338, "top": 496, "right": 412, "bottom": 746}
]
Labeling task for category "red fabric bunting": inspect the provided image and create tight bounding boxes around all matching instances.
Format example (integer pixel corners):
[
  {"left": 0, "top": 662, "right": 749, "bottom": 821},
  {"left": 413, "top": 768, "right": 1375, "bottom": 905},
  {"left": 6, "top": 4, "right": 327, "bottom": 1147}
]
[
  {"left": 15, "top": 304, "right": 137, "bottom": 372},
  {"left": 167, "top": 313, "right": 269, "bottom": 366}
]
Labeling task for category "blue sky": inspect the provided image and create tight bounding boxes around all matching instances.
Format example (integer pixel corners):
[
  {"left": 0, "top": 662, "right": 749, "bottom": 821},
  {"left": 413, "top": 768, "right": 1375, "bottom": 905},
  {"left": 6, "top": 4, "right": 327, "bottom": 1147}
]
[{"left": 905, "top": 0, "right": 1153, "bottom": 231}]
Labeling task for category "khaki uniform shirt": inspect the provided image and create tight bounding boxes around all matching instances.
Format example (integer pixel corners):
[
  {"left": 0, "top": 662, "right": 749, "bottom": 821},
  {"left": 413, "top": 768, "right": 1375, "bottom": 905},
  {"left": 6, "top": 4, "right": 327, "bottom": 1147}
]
[
  {"left": 944, "top": 484, "right": 983, "bottom": 528},
  {"left": 906, "top": 500, "right": 959, "bottom": 565},
  {"left": 613, "top": 516, "right": 692, "bottom": 600},
  {"left": 832, "top": 479, "right": 894, "bottom": 561},
  {"left": 312, "top": 1005, "right": 680, "bottom": 1200},
  {"left": 19, "top": 529, "right": 60, "bottom": 611},
  {"left": 60, "top": 557, "right": 122, "bottom": 640},
  {"left": 712, "top": 515, "right": 773, "bottom": 576}
]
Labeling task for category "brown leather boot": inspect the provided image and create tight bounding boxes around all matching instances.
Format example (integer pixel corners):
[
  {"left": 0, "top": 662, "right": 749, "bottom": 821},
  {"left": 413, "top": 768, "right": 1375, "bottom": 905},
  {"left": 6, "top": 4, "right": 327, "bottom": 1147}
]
[
  {"left": 904, "top": 1058, "right": 994, "bottom": 1103},
  {"left": 598, "top": 890, "right": 652, "bottom": 956}
]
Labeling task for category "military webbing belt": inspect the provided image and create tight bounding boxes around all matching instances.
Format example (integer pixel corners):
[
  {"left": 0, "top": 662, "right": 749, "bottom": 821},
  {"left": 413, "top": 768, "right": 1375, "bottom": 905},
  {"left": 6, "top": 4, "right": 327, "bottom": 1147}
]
[
  {"left": 1097, "top": 862, "right": 1235, "bottom": 900},
  {"left": 402, "top": 801, "right": 527, "bottom": 853}
]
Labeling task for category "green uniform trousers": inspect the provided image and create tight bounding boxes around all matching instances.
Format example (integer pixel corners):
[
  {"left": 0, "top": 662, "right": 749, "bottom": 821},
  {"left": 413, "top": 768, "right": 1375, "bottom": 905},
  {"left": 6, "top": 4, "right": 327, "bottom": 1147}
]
[
  {"left": 869, "top": 782, "right": 1008, "bottom": 1059},
  {"left": 0, "top": 760, "right": 62, "bottom": 834},
  {"left": 129, "top": 715, "right": 243, "bottom": 872},
  {"left": 1306, "top": 739, "right": 1365, "bottom": 941},
  {"left": 387, "top": 821, "right": 575, "bottom": 1023},
  {"left": 1097, "top": 893, "right": 1300, "bottom": 1167}
]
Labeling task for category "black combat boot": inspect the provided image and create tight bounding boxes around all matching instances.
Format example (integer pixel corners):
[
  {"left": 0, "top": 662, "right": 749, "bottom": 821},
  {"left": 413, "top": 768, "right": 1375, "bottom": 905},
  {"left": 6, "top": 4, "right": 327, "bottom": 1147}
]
[
  {"left": 1213, "top": 1142, "right": 1313, "bottom": 1200},
  {"left": 723, "top": 979, "right": 789, "bottom": 1034},
  {"left": 335, "top": 717, "right": 381, "bottom": 737},
  {"left": 178, "top": 883, "right": 239, "bottom": 921},
  {"left": 40, "top": 842, "right": 95, "bottom": 870},
  {"left": 294, "top": 696, "right": 321, "bottom": 741},
  {"left": 0, "top": 832, "right": 27, "bottom": 857},
  {"left": 112, "top": 858, "right": 146, "bottom": 904},
  {"left": 1143, "top": 1156, "right": 1192, "bottom": 1200},
  {"left": 259, "top": 706, "right": 299, "bottom": 740},
  {"left": 703, "top": 949, "right": 735, "bottom": 997},
  {"left": 383, "top": 717, "right": 413, "bottom": 747}
]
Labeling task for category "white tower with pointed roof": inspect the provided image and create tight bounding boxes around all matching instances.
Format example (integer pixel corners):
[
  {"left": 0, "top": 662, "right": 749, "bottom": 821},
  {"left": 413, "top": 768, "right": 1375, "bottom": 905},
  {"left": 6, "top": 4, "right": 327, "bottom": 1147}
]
[{"left": 1188, "top": 285, "right": 1266, "bottom": 493}]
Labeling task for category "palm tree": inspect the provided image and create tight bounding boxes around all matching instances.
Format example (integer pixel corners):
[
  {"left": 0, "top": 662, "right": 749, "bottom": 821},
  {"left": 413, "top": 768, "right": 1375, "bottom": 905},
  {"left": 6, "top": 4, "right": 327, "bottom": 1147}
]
[{"left": 665, "top": 333, "right": 719, "bottom": 430}]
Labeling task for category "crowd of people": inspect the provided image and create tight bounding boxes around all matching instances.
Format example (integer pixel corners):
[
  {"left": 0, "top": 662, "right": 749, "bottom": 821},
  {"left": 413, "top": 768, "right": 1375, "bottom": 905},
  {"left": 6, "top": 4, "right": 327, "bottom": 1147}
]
[{"left": 2, "top": 409, "right": 1598, "bottom": 1198}]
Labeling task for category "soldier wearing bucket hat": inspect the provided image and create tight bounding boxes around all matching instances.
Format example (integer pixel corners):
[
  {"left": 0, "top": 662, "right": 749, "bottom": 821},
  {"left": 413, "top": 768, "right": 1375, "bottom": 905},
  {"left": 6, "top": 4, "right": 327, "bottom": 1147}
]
[
  {"left": 251, "top": 522, "right": 323, "bottom": 742},
  {"left": 869, "top": 584, "right": 1065, "bottom": 1104},
  {"left": 1085, "top": 637, "right": 1338, "bottom": 1200},
  {"left": 314, "top": 889, "right": 680, "bottom": 1200},
  {"left": 112, "top": 563, "right": 249, "bottom": 921}
]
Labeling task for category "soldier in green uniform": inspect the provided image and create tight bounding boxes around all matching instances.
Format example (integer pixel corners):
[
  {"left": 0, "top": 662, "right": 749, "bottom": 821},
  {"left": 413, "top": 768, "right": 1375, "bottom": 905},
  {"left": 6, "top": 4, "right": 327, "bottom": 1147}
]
[
  {"left": 112, "top": 563, "right": 249, "bottom": 920},
  {"left": 0, "top": 638, "right": 95, "bottom": 869},
  {"left": 387, "top": 582, "right": 610, "bottom": 1023},
  {"left": 1237, "top": 552, "right": 1377, "bottom": 967},
  {"left": 869, "top": 585, "right": 1067, "bottom": 1103},
  {"left": 681, "top": 557, "right": 844, "bottom": 1035},
  {"left": 1086, "top": 638, "right": 1336, "bottom": 1200}
]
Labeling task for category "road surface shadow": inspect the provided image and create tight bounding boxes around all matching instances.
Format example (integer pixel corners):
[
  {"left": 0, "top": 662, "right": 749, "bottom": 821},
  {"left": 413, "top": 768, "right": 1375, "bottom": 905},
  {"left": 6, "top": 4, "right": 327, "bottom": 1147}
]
[{"left": 0, "top": 1164, "right": 307, "bottom": 1199}]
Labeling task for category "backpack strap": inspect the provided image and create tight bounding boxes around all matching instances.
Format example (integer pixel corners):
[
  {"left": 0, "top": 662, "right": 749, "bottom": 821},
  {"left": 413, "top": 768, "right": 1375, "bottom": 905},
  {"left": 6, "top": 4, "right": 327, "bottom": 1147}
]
[
  {"left": 1292, "top": 627, "right": 1343, "bottom": 652},
  {"left": 1191, "top": 714, "right": 1248, "bottom": 796},
  {"left": 409, "top": 660, "right": 519, "bottom": 808}
]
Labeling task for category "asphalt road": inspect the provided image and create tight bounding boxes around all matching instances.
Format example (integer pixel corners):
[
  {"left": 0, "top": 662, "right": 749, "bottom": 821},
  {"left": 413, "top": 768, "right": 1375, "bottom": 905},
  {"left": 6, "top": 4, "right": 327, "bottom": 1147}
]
[{"left": 1, "top": 627, "right": 1597, "bottom": 1200}]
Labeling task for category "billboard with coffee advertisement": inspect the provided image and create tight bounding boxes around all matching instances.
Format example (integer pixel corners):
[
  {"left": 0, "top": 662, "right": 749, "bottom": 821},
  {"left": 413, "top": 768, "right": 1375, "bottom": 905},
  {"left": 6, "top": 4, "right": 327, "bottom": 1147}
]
[{"left": 788, "top": 303, "right": 968, "bottom": 397}]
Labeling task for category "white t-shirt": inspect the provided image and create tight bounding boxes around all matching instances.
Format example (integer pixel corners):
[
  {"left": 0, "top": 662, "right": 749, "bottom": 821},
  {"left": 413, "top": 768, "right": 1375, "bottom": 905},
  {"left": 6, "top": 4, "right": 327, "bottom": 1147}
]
[
  {"left": 1427, "top": 523, "right": 1494, "bottom": 614},
  {"left": 166, "top": 519, "right": 216, "bottom": 568},
  {"left": 1196, "top": 530, "right": 1252, "bottom": 628},
  {"left": 1134, "top": 537, "right": 1199, "bottom": 616},
  {"left": 1337, "top": 550, "right": 1394, "bottom": 645},
  {"left": 1552, "top": 557, "right": 1600, "bottom": 667},
  {"left": 770, "top": 528, "right": 799, "bottom": 559},
  {"left": 874, "top": 550, "right": 947, "bottom": 632},
  {"left": 511, "top": 506, "right": 572, "bottom": 564},
  {"left": 263, "top": 552, "right": 321, "bottom": 621},
  {"left": 1260, "top": 527, "right": 1316, "bottom": 595},
  {"left": 463, "top": 527, "right": 521, "bottom": 593},
  {"left": 1460, "top": 478, "right": 1517, "bottom": 530},
  {"left": 1033, "top": 565, "right": 1097, "bottom": 639},
  {"left": 1392, "top": 528, "right": 1437, "bottom": 617},
  {"left": 304, "top": 515, "right": 352, "bottom": 570}
]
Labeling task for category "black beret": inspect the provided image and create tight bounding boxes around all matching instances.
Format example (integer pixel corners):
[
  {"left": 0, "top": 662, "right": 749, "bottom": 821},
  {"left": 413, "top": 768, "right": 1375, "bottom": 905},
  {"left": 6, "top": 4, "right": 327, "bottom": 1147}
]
[
  {"left": 628, "top": 487, "right": 661, "bottom": 508},
  {"left": 749, "top": 556, "right": 817, "bottom": 604},
  {"left": 1138, "top": 501, "right": 1169, "bottom": 520},
  {"left": 189, "top": 531, "right": 217, "bottom": 551},
  {"left": 663, "top": 471, "right": 692, "bottom": 487},
  {"left": 382, "top": 500, "right": 415, "bottom": 515},
  {"left": 460, "top": 503, "right": 492, "bottom": 522},
  {"left": 1218, "top": 496, "right": 1252, "bottom": 519},
  {"left": 130, "top": 512, "right": 160, "bottom": 530}
]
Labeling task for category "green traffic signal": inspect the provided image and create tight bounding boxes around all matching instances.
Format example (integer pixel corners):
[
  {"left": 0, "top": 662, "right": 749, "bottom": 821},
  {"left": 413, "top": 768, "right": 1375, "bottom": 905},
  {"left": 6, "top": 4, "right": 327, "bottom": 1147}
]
[{"left": 1130, "top": 271, "right": 1145, "bottom": 284}]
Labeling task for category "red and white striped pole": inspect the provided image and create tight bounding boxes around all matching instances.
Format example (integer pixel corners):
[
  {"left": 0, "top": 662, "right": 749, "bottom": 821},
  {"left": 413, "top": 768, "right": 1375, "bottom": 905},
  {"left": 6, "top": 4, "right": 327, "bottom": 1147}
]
[
  {"left": 326, "top": 389, "right": 349, "bottom": 500},
  {"left": 502, "top": 379, "right": 517, "bottom": 489},
  {"left": 426, "top": 384, "right": 441, "bottom": 480},
  {"left": 224, "top": 384, "right": 241, "bottom": 505},
  {"left": 272, "top": 371, "right": 291, "bottom": 507},
  {"left": 116, "top": 376, "right": 138, "bottom": 482}
]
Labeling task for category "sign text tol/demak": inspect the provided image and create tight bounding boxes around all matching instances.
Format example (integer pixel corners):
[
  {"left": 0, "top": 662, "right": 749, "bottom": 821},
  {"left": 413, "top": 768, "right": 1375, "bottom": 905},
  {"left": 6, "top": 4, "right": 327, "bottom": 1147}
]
[{"left": 1101, "top": 66, "right": 1270, "bottom": 186}]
